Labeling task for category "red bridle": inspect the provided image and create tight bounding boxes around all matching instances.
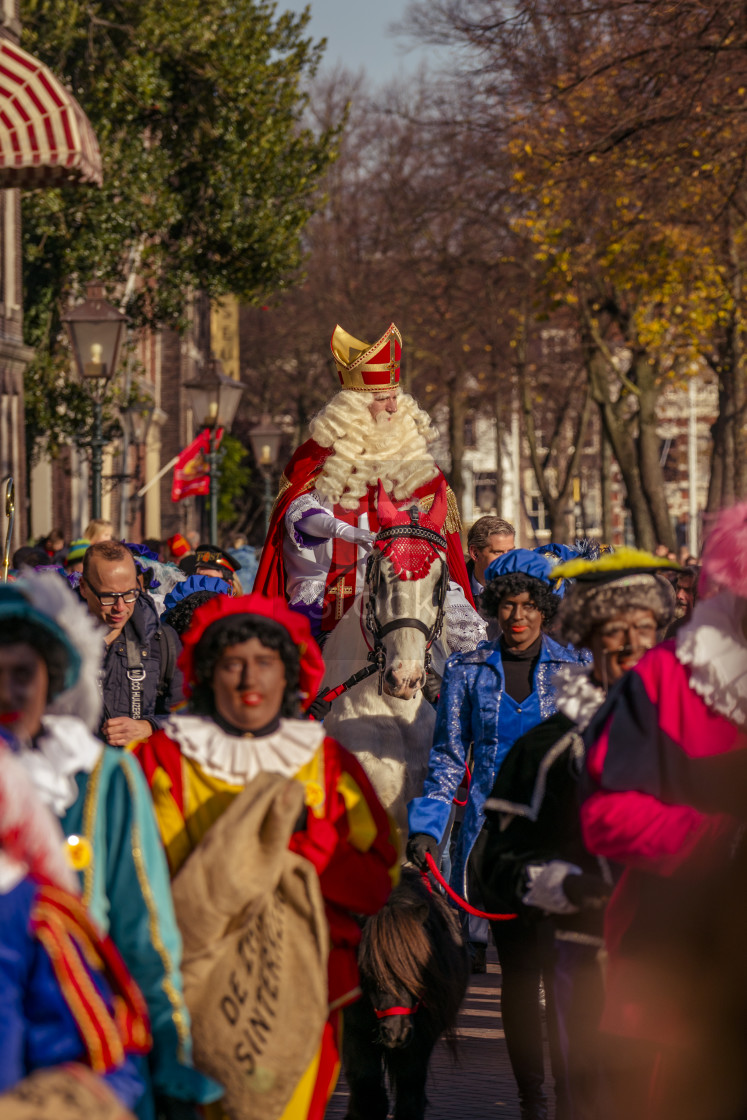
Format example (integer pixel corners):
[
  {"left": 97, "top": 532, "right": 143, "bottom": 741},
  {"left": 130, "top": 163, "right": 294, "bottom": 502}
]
[{"left": 373, "top": 1001, "right": 421, "bottom": 1019}]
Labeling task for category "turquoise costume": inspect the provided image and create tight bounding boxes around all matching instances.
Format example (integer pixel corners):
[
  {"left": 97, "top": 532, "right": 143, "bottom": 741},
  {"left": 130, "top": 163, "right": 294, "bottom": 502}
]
[{"left": 61, "top": 745, "right": 221, "bottom": 1118}]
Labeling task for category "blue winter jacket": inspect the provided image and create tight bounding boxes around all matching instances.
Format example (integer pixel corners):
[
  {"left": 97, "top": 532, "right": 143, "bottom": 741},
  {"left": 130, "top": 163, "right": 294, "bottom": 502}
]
[{"left": 408, "top": 635, "right": 588, "bottom": 900}]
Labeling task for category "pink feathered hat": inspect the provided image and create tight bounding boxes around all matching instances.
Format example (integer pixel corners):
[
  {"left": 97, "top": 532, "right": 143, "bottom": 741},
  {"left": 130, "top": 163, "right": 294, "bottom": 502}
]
[{"left": 700, "top": 502, "right": 747, "bottom": 599}]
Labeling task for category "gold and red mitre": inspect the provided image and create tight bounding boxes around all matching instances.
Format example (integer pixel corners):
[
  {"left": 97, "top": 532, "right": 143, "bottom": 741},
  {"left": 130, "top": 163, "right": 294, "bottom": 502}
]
[{"left": 330, "top": 322, "right": 402, "bottom": 391}]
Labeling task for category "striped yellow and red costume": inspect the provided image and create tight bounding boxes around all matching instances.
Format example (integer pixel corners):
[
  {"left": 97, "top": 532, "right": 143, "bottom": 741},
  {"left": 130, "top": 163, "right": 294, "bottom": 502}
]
[{"left": 133, "top": 716, "right": 399, "bottom": 1120}]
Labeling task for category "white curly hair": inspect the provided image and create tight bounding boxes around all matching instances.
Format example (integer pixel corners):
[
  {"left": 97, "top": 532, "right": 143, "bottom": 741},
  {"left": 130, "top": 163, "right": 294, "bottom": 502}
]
[{"left": 309, "top": 389, "right": 440, "bottom": 510}]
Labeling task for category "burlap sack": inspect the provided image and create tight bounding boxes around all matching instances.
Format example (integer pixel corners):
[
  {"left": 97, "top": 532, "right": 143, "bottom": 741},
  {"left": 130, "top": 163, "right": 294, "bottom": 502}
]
[
  {"left": 171, "top": 771, "right": 329, "bottom": 1120},
  {"left": 0, "top": 1063, "right": 135, "bottom": 1120}
]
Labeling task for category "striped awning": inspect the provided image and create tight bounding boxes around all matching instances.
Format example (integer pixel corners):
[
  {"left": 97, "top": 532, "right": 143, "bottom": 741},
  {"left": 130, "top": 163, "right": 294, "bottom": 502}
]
[{"left": 0, "top": 38, "right": 102, "bottom": 189}]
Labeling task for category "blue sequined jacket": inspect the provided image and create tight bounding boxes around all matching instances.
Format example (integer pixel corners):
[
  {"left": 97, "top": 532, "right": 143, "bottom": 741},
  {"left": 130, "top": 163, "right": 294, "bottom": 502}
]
[{"left": 408, "top": 635, "right": 588, "bottom": 900}]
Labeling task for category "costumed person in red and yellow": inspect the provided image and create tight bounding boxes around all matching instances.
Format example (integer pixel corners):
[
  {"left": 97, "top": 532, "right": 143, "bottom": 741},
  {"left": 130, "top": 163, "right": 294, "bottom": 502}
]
[
  {"left": 254, "top": 323, "right": 475, "bottom": 642},
  {"left": 131, "top": 593, "right": 399, "bottom": 1120}
]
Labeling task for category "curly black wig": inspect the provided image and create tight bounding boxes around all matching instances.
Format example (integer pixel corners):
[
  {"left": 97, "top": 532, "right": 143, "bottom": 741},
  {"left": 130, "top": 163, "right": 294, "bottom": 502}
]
[
  {"left": 481, "top": 572, "right": 559, "bottom": 626},
  {"left": 190, "top": 615, "right": 301, "bottom": 719},
  {"left": 0, "top": 620, "right": 70, "bottom": 701},
  {"left": 162, "top": 591, "right": 221, "bottom": 638}
]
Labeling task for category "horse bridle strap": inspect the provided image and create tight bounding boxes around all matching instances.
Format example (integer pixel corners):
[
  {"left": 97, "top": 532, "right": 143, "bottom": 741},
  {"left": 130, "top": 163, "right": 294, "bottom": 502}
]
[
  {"left": 376, "top": 523, "right": 447, "bottom": 551},
  {"left": 373, "top": 1002, "right": 421, "bottom": 1018},
  {"left": 376, "top": 616, "right": 434, "bottom": 641}
]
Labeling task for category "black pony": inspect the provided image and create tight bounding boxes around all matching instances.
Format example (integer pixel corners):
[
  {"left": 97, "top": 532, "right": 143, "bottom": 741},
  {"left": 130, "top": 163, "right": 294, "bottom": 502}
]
[{"left": 343, "top": 866, "right": 470, "bottom": 1120}]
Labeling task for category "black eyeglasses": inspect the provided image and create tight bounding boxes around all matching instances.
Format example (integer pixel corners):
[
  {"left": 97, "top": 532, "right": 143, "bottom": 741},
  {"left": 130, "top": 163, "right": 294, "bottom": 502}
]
[{"left": 86, "top": 583, "right": 141, "bottom": 607}]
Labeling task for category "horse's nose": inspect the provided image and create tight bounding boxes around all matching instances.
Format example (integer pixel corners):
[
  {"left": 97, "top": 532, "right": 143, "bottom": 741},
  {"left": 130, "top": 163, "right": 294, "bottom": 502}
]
[
  {"left": 379, "top": 1015, "right": 413, "bottom": 1049},
  {"left": 384, "top": 664, "right": 426, "bottom": 698}
]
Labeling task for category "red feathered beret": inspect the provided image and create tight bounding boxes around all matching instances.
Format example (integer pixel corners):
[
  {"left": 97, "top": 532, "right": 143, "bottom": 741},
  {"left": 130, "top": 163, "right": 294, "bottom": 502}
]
[{"left": 178, "top": 593, "right": 324, "bottom": 709}]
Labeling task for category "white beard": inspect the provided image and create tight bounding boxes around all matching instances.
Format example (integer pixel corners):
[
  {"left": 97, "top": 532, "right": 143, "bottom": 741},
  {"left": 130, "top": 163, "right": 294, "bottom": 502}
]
[{"left": 310, "top": 391, "right": 439, "bottom": 510}]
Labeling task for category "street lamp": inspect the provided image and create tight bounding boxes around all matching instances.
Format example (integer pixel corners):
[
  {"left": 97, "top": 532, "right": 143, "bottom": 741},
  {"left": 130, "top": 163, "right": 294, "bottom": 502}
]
[
  {"left": 62, "top": 284, "right": 128, "bottom": 519},
  {"left": 184, "top": 357, "right": 244, "bottom": 545},
  {"left": 120, "top": 399, "right": 156, "bottom": 447},
  {"left": 248, "top": 413, "right": 282, "bottom": 537}
]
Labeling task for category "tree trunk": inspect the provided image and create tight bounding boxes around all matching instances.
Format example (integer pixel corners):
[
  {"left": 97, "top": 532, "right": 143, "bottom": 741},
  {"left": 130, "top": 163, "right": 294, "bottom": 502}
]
[
  {"left": 634, "top": 354, "right": 676, "bottom": 551},
  {"left": 728, "top": 226, "right": 747, "bottom": 499},
  {"left": 586, "top": 350, "right": 657, "bottom": 550},
  {"left": 548, "top": 502, "right": 571, "bottom": 544},
  {"left": 494, "top": 383, "right": 505, "bottom": 517},
  {"left": 707, "top": 392, "right": 727, "bottom": 513},
  {"left": 601, "top": 426, "right": 613, "bottom": 543}
]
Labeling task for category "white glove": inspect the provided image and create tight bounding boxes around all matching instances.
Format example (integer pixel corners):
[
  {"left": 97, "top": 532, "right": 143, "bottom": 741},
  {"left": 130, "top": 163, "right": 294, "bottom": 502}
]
[{"left": 299, "top": 511, "right": 376, "bottom": 549}]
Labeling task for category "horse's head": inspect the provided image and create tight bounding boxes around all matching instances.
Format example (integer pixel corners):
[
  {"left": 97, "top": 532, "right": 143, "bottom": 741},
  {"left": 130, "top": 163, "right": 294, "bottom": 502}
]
[
  {"left": 370, "top": 989, "right": 419, "bottom": 1049},
  {"left": 368, "top": 480, "right": 449, "bottom": 700},
  {"left": 359, "top": 874, "right": 433, "bottom": 1049}
]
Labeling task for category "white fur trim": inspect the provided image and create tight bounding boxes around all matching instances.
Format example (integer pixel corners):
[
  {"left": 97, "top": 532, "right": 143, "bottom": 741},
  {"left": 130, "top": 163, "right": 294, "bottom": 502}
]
[
  {"left": 163, "top": 715, "right": 326, "bottom": 785},
  {"left": 14, "top": 570, "right": 104, "bottom": 731},
  {"left": 552, "top": 664, "right": 606, "bottom": 731},
  {"left": 676, "top": 591, "right": 747, "bottom": 727},
  {"left": 19, "top": 715, "right": 103, "bottom": 816}
]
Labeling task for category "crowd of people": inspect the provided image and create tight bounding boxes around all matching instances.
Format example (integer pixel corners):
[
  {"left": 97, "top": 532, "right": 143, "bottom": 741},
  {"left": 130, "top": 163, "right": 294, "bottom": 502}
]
[{"left": 1, "top": 321, "right": 745, "bottom": 1120}]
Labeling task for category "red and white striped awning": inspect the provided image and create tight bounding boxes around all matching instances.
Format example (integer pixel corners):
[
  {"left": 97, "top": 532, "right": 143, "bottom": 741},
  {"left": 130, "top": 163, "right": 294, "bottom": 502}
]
[{"left": 0, "top": 38, "right": 102, "bottom": 189}]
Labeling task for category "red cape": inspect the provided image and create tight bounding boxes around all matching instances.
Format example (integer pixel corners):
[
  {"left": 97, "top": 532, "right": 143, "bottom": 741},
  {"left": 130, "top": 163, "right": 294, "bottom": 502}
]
[{"left": 254, "top": 438, "right": 474, "bottom": 616}]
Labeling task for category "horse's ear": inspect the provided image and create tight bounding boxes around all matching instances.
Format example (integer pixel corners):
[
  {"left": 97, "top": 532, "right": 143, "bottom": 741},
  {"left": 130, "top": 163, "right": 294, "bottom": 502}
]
[
  {"left": 428, "top": 479, "right": 448, "bottom": 533},
  {"left": 376, "top": 480, "right": 398, "bottom": 527}
]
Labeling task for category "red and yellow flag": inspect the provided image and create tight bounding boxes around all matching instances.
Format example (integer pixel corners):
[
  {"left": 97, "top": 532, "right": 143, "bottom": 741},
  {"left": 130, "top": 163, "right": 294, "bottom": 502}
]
[{"left": 171, "top": 428, "right": 223, "bottom": 502}]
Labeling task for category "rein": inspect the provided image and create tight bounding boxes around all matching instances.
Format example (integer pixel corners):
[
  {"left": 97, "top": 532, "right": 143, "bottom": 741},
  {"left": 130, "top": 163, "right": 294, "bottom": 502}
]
[
  {"left": 423, "top": 852, "right": 516, "bottom": 922},
  {"left": 373, "top": 1001, "right": 421, "bottom": 1019},
  {"left": 453, "top": 766, "right": 471, "bottom": 807}
]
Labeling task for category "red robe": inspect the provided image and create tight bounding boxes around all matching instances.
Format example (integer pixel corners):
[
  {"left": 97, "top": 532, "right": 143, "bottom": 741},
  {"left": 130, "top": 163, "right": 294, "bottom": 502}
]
[{"left": 254, "top": 438, "right": 474, "bottom": 630}]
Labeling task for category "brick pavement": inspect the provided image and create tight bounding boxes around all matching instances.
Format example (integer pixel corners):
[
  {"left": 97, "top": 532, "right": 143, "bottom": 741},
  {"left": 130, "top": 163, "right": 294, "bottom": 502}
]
[{"left": 326, "top": 946, "right": 556, "bottom": 1119}]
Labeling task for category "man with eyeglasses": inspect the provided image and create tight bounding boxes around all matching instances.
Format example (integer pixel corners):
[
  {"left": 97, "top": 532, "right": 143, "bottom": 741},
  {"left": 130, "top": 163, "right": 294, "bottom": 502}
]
[{"left": 80, "top": 541, "right": 183, "bottom": 747}]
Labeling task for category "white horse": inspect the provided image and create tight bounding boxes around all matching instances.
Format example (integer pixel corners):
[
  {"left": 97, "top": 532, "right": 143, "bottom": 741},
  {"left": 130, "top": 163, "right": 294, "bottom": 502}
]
[{"left": 321, "top": 481, "right": 484, "bottom": 837}]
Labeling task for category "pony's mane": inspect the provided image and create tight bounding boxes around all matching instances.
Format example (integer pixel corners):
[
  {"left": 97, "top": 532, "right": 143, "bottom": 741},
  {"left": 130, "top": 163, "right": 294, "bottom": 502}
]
[{"left": 359, "top": 867, "right": 467, "bottom": 1043}]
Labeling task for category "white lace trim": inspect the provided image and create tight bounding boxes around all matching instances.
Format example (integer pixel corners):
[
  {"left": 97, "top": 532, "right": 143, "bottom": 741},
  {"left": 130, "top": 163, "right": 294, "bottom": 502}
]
[
  {"left": 285, "top": 490, "right": 330, "bottom": 547},
  {"left": 443, "top": 584, "right": 487, "bottom": 653},
  {"left": 162, "top": 715, "right": 325, "bottom": 786},
  {"left": 289, "top": 581, "right": 326, "bottom": 607},
  {"left": 18, "top": 715, "right": 103, "bottom": 816},
  {"left": 676, "top": 590, "right": 747, "bottom": 728},
  {"left": 552, "top": 665, "right": 605, "bottom": 731}
]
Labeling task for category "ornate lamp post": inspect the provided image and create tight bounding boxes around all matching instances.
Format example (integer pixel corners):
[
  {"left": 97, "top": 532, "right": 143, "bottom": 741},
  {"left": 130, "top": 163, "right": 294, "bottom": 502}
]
[
  {"left": 61, "top": 284, "right": 128, "bottom": 519},
  {"left": 248, "top": 414, "right": 282, "bottom": 538},
  {"left": 184, "top": 358, "right": 244, "bottom": 545}
]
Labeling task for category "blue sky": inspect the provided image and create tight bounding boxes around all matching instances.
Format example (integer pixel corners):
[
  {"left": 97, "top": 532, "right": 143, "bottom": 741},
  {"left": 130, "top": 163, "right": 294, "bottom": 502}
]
[{"left": 283, "top": 0, "right": 441, "bottom": 83}]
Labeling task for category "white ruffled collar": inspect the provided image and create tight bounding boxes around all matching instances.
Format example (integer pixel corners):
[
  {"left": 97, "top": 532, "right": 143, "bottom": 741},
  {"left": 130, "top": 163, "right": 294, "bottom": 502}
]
[
  {"left": 676, "top": 591, "right": 747, "bottom": 727},
  {"left": 17, "top": 715, "right": 103, "bottom": 816},
  {"left": 552, "top": 664, "right": 606, "bottom": 731},
  {"left": 162, "top": 714, "right": 325, "bottom": 786}
]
